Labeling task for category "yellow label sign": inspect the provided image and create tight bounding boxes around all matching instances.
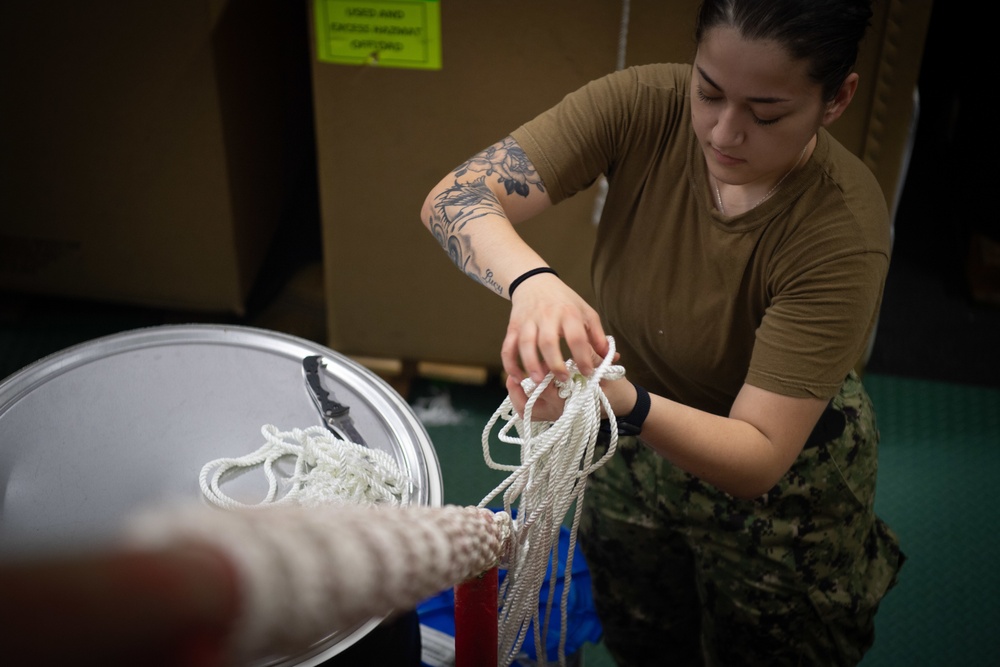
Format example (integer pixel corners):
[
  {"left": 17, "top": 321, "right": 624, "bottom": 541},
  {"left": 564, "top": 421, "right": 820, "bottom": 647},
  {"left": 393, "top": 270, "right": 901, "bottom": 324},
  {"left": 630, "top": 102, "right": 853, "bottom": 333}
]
[{"left": 314, "top": 0, "right": 442, "bottom": 69}]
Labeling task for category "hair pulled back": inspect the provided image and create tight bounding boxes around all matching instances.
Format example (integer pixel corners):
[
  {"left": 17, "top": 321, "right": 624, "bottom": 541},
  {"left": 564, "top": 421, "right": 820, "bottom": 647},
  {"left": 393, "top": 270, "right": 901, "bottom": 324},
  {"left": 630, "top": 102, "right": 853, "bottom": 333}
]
[{"left": 695, "top": 0, "right": 874, "bottom": 101}]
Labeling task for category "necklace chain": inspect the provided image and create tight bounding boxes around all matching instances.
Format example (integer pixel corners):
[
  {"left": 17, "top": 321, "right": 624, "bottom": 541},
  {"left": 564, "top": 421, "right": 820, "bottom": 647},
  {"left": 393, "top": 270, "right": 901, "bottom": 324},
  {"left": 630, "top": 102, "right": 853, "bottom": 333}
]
[{"left": 713, "top": 144, "right": 808, "bottom": 216}]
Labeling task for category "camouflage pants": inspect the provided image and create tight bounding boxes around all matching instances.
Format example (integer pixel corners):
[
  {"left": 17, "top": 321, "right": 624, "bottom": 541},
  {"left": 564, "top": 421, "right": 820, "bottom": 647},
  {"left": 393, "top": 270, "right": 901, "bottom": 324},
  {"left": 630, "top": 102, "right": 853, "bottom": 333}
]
[{"left": 579, "top": 372, "right": 905, "bottom": 666}]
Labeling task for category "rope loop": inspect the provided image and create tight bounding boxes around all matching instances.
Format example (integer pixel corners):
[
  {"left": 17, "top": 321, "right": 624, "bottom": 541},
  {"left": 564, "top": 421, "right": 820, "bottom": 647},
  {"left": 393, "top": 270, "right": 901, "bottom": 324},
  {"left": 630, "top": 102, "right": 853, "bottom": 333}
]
[
  {"left": 166, "top": 336, "right": 630, "bottom": 666},
  {"left": 199, "top": 424, "right": 410, "bottom": 510},
  {"left": 479, "top": 336, "right": 625, "bottom": 665}
]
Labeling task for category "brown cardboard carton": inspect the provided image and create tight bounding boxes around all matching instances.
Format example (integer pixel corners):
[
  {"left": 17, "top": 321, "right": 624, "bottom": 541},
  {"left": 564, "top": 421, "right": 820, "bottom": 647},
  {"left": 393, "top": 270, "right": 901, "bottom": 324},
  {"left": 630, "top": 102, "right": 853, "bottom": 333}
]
[
  {"left": 309, "top": 0, "right": 931, "bottom": 371},
  {"left": 0, "top": 1, "right": 313, "bottom": 314}
]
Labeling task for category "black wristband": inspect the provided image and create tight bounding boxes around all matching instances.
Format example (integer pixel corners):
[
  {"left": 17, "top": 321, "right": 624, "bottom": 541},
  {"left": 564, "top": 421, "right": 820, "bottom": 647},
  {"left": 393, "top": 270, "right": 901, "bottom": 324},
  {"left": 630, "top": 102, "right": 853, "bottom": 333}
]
[
  {"left": 600, "top": 383, "right": 651, "bottom": 436},
  {"left": 508, "top": 267, "right": 558, "bottom": 297}
]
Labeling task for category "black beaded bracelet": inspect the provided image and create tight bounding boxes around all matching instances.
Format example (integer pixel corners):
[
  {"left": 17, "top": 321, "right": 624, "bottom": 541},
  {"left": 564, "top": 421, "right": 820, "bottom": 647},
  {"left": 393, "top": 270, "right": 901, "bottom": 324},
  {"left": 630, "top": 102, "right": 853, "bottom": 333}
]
[
  {"left": 508, "top": 267, "right": 558, "bottom": 297},
  {"left": 600, "top": 383, "right": 651, "bottom": 436}
]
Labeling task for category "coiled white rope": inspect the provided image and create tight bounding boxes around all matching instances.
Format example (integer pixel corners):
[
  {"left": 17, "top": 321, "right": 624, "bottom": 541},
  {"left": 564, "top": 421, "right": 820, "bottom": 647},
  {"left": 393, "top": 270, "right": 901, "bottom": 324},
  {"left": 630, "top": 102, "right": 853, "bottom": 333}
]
[
  {"left": 479, "top": 336, "right": 623, "bottom": 666},
  {"left": 199, "top": 424, "right": 410, "bottom": 509},
  {"left": 123, "top": 339, "right": 624, "bottom": 665}
]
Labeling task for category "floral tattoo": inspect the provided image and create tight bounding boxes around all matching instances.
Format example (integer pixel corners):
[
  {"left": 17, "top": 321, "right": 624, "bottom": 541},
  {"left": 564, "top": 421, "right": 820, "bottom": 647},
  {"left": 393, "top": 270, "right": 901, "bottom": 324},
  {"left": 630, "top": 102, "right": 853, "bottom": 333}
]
[{"left": 427, "top": 137, "right": 545, "bottom": 292}]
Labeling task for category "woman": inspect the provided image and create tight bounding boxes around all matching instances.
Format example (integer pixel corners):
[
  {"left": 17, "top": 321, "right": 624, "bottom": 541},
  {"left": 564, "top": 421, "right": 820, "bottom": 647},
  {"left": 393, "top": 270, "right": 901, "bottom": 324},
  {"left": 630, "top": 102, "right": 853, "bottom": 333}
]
[{"left": 421, "top": 0, "right": 904, "bottom": 664}]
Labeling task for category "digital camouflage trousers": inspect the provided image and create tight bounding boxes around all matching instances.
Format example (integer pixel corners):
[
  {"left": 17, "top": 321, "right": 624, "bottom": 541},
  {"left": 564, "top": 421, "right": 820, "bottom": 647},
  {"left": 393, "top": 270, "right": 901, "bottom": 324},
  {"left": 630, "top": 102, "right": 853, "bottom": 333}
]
[{"left": 579, "top": 371, "right": 905, "bottom": 666}]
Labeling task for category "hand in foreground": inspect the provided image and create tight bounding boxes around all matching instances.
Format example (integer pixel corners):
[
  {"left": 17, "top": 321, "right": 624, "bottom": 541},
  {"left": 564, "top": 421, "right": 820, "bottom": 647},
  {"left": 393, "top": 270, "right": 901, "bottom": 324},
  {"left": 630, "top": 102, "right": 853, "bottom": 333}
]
[{"left": 501, "top": 274, "right": 609, "bottom": 384}]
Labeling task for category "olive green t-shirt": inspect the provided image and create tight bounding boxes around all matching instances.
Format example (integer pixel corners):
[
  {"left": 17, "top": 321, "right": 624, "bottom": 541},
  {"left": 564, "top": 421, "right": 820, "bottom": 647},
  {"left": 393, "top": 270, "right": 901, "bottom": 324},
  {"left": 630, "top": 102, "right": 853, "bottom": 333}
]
[{"left": 512, "top": 63, "right": 890, "bottom": 416}]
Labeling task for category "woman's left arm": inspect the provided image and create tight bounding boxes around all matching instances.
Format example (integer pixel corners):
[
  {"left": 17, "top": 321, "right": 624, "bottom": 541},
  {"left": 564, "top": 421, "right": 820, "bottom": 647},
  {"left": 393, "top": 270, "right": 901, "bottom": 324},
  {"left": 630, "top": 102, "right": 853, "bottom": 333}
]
[
  {"left": 507, "top": 377, "right": 828, "bottom": 500},
  {"left": 604, "top": 379, "right": 828, "bottom": 499}
]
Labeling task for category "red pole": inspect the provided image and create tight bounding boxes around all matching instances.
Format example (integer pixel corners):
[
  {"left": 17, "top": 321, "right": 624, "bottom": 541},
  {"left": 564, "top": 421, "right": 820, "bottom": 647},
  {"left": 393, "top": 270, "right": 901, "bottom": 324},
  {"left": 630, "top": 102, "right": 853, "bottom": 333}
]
[{"left": 454, "top": 565, "right": 499, "bottom": 667}]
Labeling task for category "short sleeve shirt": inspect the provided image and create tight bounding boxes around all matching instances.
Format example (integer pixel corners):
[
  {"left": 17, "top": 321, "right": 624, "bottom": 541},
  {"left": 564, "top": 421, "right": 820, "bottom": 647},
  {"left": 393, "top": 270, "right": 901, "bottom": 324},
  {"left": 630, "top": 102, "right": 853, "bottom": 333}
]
[{"left": 511, "top": 64, "right": 890, "bottom": 415}]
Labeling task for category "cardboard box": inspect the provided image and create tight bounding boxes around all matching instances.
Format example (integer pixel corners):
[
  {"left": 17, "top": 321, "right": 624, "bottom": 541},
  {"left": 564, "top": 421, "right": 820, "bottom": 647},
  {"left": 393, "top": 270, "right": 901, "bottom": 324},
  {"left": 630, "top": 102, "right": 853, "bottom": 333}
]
[
  {"left": 0, "top": 1, "right": 314, "bottom": 314},
  {"left": 309, "top": 0, "right": 931, "bottom": 371}
]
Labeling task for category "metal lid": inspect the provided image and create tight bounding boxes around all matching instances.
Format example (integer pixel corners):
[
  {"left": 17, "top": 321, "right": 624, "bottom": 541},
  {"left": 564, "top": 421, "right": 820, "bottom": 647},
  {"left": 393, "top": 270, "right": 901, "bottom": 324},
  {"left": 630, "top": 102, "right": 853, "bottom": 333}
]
[{"left": 0, "top": 323, "right": 443, "bottom": 665}]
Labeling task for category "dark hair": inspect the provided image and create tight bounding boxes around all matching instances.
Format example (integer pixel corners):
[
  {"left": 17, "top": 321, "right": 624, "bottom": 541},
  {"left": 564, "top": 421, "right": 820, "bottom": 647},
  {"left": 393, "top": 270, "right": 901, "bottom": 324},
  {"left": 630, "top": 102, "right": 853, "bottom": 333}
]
[{"left": 694, "top": 0, "right": 874, "bottom": 101}]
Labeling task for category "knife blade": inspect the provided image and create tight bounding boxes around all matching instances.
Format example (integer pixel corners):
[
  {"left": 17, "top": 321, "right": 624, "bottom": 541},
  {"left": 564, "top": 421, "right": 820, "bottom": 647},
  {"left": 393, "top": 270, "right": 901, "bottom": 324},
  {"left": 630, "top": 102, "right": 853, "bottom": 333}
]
[{"left": 302, "top": 355, "right": 368, "bottom": 446}]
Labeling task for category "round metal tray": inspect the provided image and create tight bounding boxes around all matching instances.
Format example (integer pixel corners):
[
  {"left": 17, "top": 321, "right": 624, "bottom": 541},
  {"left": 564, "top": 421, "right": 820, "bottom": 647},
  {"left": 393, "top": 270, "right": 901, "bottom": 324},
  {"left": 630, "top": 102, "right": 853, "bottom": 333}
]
[{"left": 0, "top": 323, "right": 443, "bottom": 665}]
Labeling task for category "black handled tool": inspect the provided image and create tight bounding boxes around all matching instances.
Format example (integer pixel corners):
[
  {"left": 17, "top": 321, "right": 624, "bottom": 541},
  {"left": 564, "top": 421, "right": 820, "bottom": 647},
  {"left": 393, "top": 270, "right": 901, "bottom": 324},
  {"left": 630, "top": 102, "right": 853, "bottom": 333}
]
[{"left": 302, "top": 355, "right": 368, "bottom": 446}]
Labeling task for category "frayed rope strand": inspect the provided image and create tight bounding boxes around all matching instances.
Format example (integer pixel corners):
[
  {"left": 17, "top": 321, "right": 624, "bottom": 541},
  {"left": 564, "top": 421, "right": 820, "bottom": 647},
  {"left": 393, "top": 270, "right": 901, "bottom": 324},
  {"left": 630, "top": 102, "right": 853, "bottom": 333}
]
[{"left": 199, "top": 424, "right": 410, "bottom": 509}]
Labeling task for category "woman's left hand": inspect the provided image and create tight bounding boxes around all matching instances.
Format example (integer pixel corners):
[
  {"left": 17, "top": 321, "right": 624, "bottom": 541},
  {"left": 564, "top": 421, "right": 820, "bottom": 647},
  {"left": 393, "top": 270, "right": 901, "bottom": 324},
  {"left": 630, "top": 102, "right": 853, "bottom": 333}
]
[
  {"left": 505, "top": 347, "right": 631, "bottom": 423},
  {"left": 505, "top": 374, "right": 567, "bottom": 422}
]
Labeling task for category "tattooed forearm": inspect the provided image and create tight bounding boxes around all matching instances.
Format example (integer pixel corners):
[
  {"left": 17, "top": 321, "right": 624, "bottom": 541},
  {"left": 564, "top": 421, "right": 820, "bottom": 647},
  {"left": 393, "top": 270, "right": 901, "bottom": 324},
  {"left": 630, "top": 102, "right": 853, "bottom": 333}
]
[
  {"left": 427, "top": 178, "right": 505, "bottom": 290},
  {"left": 427, "top": 137, "right": 546, "bottom": 292}
]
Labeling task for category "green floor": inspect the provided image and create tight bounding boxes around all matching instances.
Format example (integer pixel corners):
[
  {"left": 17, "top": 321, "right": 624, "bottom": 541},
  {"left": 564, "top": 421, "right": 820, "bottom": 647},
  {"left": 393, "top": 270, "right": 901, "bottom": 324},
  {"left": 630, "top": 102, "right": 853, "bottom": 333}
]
[{"left": 409, "top": 373, "right": 1000, "bottom": 666}]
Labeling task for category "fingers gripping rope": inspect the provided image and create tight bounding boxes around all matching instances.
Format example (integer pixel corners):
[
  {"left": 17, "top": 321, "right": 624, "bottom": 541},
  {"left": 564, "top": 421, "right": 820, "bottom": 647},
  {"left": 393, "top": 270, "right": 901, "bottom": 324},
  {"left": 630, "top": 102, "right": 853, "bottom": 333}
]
[{"left": 479, "top": 336, "right": 624, "bottom": 666}]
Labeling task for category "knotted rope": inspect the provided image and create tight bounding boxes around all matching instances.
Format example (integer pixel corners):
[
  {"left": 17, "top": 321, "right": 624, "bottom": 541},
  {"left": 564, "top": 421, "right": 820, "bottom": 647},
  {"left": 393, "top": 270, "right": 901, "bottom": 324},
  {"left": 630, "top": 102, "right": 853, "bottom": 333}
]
[
  {"left": 479, "top": 336, "right": 623, "bottom": 665},
  {"left": 125, "top": 503, "right": 512, "bottom": 663},
  {"left": 198, "top": 424, "right": 410, "bottom": 509},
  {"left": 124, "top": 337, "right": 625, "bottom": 666}
]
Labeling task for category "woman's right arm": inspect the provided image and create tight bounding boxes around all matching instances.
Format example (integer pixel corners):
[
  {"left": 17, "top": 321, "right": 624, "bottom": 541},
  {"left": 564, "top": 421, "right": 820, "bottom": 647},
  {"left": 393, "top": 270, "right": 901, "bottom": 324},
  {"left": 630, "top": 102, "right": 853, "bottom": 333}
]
[{"left": 420, "top": 136, "right": 609, "bottom": 383}]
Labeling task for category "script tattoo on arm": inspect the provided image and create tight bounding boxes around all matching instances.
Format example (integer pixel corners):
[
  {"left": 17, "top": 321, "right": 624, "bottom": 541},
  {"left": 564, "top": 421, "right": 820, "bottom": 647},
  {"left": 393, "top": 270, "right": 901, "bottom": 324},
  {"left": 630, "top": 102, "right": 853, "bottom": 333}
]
[{"left": 427, "top": 137, "right": 546, "bottom": 293}]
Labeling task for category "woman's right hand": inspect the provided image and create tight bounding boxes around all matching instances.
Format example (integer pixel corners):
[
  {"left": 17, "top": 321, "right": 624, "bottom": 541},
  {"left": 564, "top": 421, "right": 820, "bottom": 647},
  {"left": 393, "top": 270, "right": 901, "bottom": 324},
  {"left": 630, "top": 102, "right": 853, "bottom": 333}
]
[
  {"left": 502, "top": 273, "right": 609, "bottom": 385},
  {"left": 419, "top": 135, "right": 608, "bottom": 383}
]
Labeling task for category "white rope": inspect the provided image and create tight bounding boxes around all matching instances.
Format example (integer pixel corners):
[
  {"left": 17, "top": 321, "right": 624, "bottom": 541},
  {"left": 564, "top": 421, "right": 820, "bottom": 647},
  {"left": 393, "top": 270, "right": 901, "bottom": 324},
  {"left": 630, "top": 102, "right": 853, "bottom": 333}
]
[
  {"left": 479, "top": 336, "right": 623, "bottom": 666},
  {"left": 121, "top": 340, "right": 625, "bottom": 665},
  {"left": 123, "top": 503, "right": 513, "bottom": 664},
  {"left": 198, "top": 424, "right": 410, "bottom": 509}
]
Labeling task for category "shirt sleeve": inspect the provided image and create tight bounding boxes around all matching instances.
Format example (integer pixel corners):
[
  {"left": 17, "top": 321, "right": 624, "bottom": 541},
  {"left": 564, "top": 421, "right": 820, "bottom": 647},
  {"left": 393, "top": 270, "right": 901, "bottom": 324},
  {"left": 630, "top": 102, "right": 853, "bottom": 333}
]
[
  {"left": 511, "top": 64, "right": 689, "bottom": 205},
  {"left": 746, "top": 180, "right": 890, "bottom": 398}
]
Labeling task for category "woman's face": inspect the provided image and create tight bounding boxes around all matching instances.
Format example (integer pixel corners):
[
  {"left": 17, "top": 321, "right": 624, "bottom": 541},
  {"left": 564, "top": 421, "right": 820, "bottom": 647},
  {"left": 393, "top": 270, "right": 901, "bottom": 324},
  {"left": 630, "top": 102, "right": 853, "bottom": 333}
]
[{"left": 691, "top": 26, "right": 830, "bottom": 187}]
